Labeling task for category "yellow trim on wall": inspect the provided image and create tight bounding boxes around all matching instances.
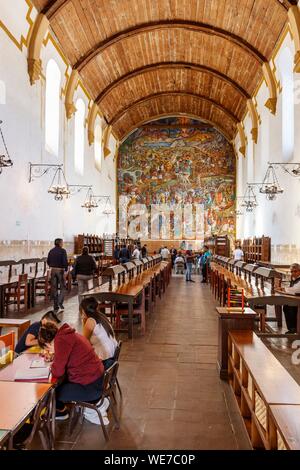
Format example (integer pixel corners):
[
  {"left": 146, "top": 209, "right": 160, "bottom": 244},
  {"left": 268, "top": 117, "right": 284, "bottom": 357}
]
[{"left": 0, "top": 0, "right": 34, "bottom": 51}]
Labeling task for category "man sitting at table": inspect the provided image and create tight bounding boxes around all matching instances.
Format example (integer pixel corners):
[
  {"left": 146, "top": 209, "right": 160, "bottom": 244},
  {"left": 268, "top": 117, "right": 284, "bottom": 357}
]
[
  {"left": 277, "top": 263, "right": 300, "bottom": 334},
  {"left": 15, "top": 311, "right": 60, "bottom": 354}
]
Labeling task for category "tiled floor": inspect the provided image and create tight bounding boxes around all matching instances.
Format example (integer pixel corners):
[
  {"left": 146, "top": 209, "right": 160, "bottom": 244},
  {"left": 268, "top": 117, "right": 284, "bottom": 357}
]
[{"left": 6, "top": 275, "right": 251, "bottom": 450}]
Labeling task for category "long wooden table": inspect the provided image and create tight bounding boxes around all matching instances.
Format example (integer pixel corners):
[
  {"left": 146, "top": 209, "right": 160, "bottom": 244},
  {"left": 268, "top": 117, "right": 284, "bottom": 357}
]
[
  {"left": 0, "top": 381, "right": 53, "bottom": 450},
  {"left": 210, "top": 262, "right": 300, "bottom": 336},
  {"left": 82, "top": 261, "right": 170, "bottom": 338}
]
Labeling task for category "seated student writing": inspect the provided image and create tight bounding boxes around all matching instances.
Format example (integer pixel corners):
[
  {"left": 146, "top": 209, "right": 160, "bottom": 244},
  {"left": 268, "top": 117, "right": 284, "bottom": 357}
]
[
  {"left": 80, "top": 297, "right": 118, "bottom": 370},
  {"left": 15, "top": 311, "right": 60, "bottom": 355},
  {"left": 38, "top": 322, "right": 105, "bottom": 420}
]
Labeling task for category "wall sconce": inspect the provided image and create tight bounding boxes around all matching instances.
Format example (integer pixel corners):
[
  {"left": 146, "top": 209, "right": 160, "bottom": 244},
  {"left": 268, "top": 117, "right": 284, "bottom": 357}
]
[
  {"left": 268, "top": 161, "right": 300, "bottom": 178},
  {"left": 0, "top": 120, "right": 13, "bottom": 174}
]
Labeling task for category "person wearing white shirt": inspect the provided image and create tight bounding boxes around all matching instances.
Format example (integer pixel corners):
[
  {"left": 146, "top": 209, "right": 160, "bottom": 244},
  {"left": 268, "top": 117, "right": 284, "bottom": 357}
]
[
  {"left": 277, "top": 263, "right": 300, "bottom": 334},
  {"left": 233, "top": 245, "right": 244, "bottom": 261},
  {"left": 161, "top": 246, "right": 170, "bottom": 260},
  {"left": 132, "top": 246, "right": 141, "bottom": 260}
]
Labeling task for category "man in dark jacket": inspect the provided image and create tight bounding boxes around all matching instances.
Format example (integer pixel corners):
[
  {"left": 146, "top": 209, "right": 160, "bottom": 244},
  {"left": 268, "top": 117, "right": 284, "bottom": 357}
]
[
  {"left": 119, "top": 244, "right": 130, "bottom": 264},
  {"left": 73, "top": 246, "right": 97, "bottom": 301},
  {"left": 47, "top": 238, "right": 68, "bottom": 313}
]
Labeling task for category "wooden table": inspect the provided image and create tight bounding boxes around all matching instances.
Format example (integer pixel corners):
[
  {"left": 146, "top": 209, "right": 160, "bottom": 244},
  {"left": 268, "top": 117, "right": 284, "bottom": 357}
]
[
  {"left": 0, "top": 318, "right": 30, "bottom": 340},
  {"left": 0, "top": 353, "right": 51, "bottom": 382},
  {"left": 0, "top": 381, "right": 53, "bottom": 449},
  {"left": 82, "top": 278, "right": 145, "bottom": 339}
]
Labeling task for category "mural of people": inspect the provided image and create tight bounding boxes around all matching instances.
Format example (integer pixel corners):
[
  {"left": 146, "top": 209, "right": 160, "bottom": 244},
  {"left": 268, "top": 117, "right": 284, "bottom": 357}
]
[{"left": 118, "top": 118, "right": 236, "bottom": 241}]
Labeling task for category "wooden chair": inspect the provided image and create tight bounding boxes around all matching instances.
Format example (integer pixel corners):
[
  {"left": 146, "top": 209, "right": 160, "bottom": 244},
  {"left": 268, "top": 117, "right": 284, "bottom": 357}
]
[
  {"left": 113, "top": 341, "right": 122, "bottom": 398},
  {"left": 5, "top": 274, "right": 28, "bottom": 312},
  {"left": 67, "top": 362, "right": 120, "bottom": 441},
  {"left": 34, "top": 269, "right": 50, "bottom": 301},
  {"left": 0, "top": 331, "right": 15, "bottom": 368},
  {"left": 115, "top": 291, "right": 146, "bottom": 335}
]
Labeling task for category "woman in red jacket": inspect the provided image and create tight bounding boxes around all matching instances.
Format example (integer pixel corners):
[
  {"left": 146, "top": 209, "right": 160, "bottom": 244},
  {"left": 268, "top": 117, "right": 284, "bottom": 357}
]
[{"left": 39, "top": 322, "right": 104, "bottom": 419}]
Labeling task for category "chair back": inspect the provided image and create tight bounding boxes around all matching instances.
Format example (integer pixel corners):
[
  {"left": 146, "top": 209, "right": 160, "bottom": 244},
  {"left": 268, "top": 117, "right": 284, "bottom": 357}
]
[
  {"left": 102, "top": 361, "right": 119, "bottom": 396},
  {"left": 0, "top": 332, "right": 15, "bottom": 367},
  {"left": 114, "top": 340, "right": 122, "bottom": 361},
  {"left": 18, "top": 273, "right": 28, "bottom": 287},
  {"left": 0, "top": 264, "right": 11, "bottom": 283},
  {"left": 11, "top": 263, "right": 23, "bottom": 277}
]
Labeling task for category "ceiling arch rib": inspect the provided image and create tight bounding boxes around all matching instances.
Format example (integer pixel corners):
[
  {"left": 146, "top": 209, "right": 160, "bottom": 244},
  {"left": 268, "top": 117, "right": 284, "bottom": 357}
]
[
  {"left": 95, "top": 62, "right": 251, "bottom": 105},
  {"left": 37, "top": 0, "right": 293, "bottom": 20},
  {"left": 74, "top": 20, "right": 267, "bottom": 72},
  {"left": 111, "top": 94, "right": 237, "bottom": 141},
  {"left": 108, "top": 92, "right": 240, "bottom": 128}
]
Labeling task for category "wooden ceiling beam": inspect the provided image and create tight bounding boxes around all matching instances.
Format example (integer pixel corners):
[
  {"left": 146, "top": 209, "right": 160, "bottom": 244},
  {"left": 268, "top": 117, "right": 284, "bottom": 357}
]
[
  {"left": 74, "top": 20, "right": 267, "bottom": 71},
  {"left": 95, "top": 62, "right": 251, "bottom": 105},
  {"left": 109, "top": 91, "right": 239, "bottom": 128},
  {"left": 41, "top": 0, "right": 70, "bottom": 20}
]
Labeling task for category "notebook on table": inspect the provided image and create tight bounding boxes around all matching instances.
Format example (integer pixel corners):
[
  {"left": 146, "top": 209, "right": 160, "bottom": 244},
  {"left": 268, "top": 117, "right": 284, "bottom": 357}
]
[{"left": 14, "top": 366, "right": 50, "bottom": 381}]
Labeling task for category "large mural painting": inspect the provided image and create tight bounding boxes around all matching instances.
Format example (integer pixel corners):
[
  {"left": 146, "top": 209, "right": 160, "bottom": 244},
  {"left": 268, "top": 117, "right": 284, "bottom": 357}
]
[{"left": 118, "top": 117, "right": 236, "bottom": 241}]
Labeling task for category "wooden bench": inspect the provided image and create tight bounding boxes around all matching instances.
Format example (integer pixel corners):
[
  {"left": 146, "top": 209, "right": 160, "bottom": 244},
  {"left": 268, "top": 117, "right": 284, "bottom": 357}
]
[{"left": 228, "top": 330, "right": 300, "bottom": 450}]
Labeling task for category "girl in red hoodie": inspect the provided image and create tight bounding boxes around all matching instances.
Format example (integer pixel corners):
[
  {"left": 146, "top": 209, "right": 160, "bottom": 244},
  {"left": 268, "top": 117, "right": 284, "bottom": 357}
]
[{"left": 39, "top": 322, "right": 104, "bottom": 419}]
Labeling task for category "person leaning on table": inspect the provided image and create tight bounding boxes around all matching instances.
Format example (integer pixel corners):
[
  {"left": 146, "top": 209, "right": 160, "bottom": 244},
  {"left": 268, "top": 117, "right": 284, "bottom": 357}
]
[{"left": 276, "top": 263, "right": 300, "bottom": 334}]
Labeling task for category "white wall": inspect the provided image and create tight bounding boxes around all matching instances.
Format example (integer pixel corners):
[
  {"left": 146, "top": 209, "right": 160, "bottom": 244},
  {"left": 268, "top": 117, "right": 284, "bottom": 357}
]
[
  {"left": 236, "top": 31, "right": 300, "bottom": 263},
  {"left": 0, "top": 2, "right": 116, "bottom": 257}
]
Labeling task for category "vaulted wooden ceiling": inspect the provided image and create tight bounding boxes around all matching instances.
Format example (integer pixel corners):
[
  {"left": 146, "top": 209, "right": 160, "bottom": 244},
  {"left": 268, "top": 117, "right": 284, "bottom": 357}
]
[{"left": 32, "top": 0, "right": 294, "bottom": 141}]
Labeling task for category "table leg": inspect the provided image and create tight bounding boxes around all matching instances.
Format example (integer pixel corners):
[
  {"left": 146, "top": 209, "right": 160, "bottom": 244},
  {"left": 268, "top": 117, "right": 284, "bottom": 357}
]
[
  {"left": 128, "top": 300, "right": 133, "bottom": 339},
  {"left": 275, "top": 305, "right": 283, "bottom": 328},
  {"left": 0, "top": 285, "right": 5, "bottom": 317}
]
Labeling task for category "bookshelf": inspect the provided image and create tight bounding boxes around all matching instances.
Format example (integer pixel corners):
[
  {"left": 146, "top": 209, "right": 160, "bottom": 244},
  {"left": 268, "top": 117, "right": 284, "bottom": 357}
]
[
  {"left": 204, "top": 235, "right": 230, "bottom": 257},
  {"left": 236, "top": 236, "right": 271, "bottom": 263},
  {"left": 74, "top": 234, "right": 103, "bottom": 254}
]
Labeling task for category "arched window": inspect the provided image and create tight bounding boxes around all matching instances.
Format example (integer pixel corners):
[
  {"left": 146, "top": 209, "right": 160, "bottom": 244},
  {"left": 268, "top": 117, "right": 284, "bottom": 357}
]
[
  {"left": 278, "top": 47, "right": 294, "bottom": 162},
  {"left": 74, "top": 98, "right": 85, "bottom": 175},
  {"left": 94, "top": 121, "right": 102, "bottom": 171},
  {"left": 45, "top": 59, "right": 61, "bottom": 156}
]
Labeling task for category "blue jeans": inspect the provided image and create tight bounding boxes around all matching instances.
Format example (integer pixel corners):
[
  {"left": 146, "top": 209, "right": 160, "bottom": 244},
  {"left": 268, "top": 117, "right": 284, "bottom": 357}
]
[{"left": 186, "top": 262, "right": 193, "bottom": 281}]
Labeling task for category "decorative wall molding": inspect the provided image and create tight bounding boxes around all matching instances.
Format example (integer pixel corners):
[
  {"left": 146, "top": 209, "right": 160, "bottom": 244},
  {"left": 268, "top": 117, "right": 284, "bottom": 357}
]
[
  {"left": 0, "top": 0, "right": 34, "bottom": 52},
  {"left": 288, "top": 5, "right": 300, "bottom": 72},
  {"left": 247, "top": 99, "right": 259, "bottom": 144},
  {"left": 262, "top": 63, "right": 278, "bottom": 114},
  {"left": 237, "top": 123, "right": 247, "bottom": 157},
  {"left": 65, "top": 70, "right": 79, "bottom": 119},
  {"left": 103, "top": 125, "right": 112, "bottom": 158},
  {"left": 87, "top": 103, "right": 99, "bottom": 146},
  {"left": 27, "top": 13, "right": 49, "bottom": 85}
]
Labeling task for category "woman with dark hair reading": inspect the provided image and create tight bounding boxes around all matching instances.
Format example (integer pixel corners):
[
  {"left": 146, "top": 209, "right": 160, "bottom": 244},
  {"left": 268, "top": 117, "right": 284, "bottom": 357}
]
[
  {"left": 38, "top": 321, "right": 104, "bottom": 420},
  {"left": 79, "top": 297, "right": 118, "bottom": 370}
]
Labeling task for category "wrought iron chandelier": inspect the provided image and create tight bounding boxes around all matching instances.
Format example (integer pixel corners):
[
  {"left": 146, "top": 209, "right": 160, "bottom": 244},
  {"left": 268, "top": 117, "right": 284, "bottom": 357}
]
[
  {"left": 0, "top": 120, "right": 13, "bottom": 174},
  {"left": 259, "top": 164, "right": 283, "bottom": 200},
  {"left": 47, "top": 166, "right": 70, "bottom": 200},
  {"left": 240, "top": 185, "right": 258, "bottom": 213},
  {"left": 81, "top": 187, "right": 99, "bottom": 212}
]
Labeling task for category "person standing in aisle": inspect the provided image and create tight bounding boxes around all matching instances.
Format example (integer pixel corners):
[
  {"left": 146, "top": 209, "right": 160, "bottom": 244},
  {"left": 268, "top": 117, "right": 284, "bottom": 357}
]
[
  {"left": 132, "top": 245, "right": 141, "bottom": 260},
  {"left": 233, "top": 243, "right": 244, "bottom": 261},
  {"left": 185, "top": 250, "right": 195, "bottom": 283},
  {"left": 73, "top": 246, "right": 97, "bottom": 302},
  {"left": 47, "top": 238, "right": 69, "bottom": 314},
  {"left": 200, "top": 245, "right": 211, "bottom": 283}
]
